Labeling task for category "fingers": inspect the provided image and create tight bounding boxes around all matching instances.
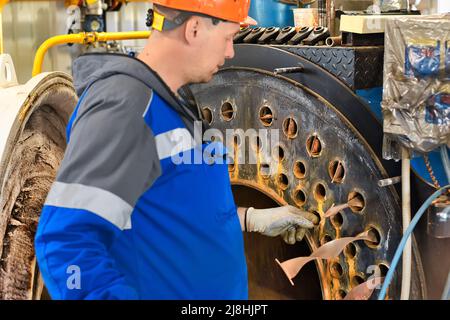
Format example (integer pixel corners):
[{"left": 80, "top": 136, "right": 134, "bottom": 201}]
[
  {"left": 282, "top": 230, "right": 289, "bottom": 244},
  {"left": 296, "top": 227, "right": 306, "bottom": 242},
  {"left": 288, "top": 226, "right": 296, "bottom": 244},
  {"left": 289, "top": 215, "right": 314, "bottom": 229},
  {"left": 287, "top": 205, "right": 319, "bottom": 225},
  {"left": 282, "top": 226, "right": 296, "bottom": 245},
  {"left": 302, "top": 212, "right": 320, "bottom": 225},
  {"left": 282, "top": 227, "right": 307, "bottom": 244}
]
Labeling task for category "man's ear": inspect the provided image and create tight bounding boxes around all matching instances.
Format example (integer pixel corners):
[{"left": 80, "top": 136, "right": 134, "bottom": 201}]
[{"left": 184, "top": 16, "right": 202, "bottom": 45}]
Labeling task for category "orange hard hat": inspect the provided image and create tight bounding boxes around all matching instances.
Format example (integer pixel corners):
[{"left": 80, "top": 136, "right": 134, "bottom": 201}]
[{"left": 151, "top": 0, "right": 257, "bottom": 26}]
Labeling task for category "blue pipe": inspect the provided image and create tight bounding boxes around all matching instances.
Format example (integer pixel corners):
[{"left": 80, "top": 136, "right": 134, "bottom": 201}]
[
  {"left": 249, "top": 0, "right": 296, "bottom": 27},
  {"left": 378, "top": 185, "right": 450, "bottom": 300}
]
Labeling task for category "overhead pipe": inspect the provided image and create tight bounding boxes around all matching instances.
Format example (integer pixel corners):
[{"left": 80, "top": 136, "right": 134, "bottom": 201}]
[
  {"left": 32, "top": 31, "right": 151, "bottom": 76},
  {"left": 0, "top": 0, "right": 150, "bottom": 59}
]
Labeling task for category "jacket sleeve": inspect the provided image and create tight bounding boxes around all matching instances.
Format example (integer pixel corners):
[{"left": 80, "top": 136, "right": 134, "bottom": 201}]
[{"left": 34, "top": 75, "right": 161, "bottom": 300}]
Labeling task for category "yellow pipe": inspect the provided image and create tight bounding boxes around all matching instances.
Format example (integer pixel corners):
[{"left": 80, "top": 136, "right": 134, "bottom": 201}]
[
  {"left": 2, "top": 0, "right": 149, "bottom": 53},
  {"left": 32, "top": 31, "right": 150, "bottom": 76},
  {"left": 0, "top": 0, "right": 9, "bottom": 54}
]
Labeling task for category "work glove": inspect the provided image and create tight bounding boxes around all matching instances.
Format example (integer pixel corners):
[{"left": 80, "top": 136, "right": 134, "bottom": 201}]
[{"left": 245, "top": 205, "right": 318, "bottom": 244}]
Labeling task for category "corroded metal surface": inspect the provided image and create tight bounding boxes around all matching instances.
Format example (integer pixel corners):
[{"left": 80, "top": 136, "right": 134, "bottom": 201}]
[
  {"left": 0, "top": 72, "right": 75, "bottom": 299},
  {"left": 191, "top": 44, "right": 426, "bottom": 300}
]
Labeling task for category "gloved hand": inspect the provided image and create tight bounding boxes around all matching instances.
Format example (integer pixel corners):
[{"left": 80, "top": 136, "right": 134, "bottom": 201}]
[{"left": 245, "top": 205, "right": 318, "bottom": 244}]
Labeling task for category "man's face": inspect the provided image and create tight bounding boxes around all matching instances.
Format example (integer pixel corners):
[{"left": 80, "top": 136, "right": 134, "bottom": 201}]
[{"left": 187, "top": 19, "right": 240, "bottom": 84}]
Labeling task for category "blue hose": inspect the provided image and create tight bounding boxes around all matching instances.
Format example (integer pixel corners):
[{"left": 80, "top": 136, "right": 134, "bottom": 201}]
[
  {"left": 439, "top": 145, "right": 450, "bottom": 300},
  {"left": 442, "top": 272, "right": 450, "bottom": 300},
  {"left": 378, "top": 184, "right": 450, "bottom": 300},
  {"left": 440, "top": 145, "right": 450, "bottom": 183}
]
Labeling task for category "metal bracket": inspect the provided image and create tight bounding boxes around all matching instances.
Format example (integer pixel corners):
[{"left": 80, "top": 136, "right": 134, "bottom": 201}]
[{"left": 0, "top": 54, "right": 18, "bottom": 88}]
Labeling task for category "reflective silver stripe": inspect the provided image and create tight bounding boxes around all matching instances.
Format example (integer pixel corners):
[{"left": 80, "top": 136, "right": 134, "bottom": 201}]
[
  {"left": 142, "top": 90, "right": 154, "bottom": 118},
  {"left": 45, "top": 181, "right": 132, "bottom": 230},
  {"left": 155, "top": 128, "right": 196, "bottom": 160}
]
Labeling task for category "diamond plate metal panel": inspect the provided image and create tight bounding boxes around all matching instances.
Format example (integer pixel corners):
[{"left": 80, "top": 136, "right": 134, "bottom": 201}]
[{"left": 274, "top": 45, "right": 384, "bottom": 90}]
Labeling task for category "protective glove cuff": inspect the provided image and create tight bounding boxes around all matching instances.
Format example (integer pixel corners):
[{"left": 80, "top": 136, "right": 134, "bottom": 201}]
[{"left": 245, "top": 207, "right": 255, "bottom": 232}]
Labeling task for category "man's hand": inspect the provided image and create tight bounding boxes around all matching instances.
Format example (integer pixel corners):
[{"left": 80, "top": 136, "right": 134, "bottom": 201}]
[{"left": 244, "top": 205, "right": 318, "bottom": 244}]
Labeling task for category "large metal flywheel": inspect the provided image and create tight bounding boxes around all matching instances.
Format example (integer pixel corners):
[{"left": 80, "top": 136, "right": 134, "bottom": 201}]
[{"left": 191, "top": 44, "right": 426, "bottom": 300}]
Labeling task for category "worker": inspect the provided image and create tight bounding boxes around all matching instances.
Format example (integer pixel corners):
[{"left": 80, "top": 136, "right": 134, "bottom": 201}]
[{"left": 34, "top": 0, "right": 318, "bottom": 300}]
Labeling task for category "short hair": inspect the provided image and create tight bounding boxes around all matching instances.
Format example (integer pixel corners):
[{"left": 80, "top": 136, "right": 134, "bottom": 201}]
[{"left": 152, "top": 4, "right": 222, "bottom": 30}]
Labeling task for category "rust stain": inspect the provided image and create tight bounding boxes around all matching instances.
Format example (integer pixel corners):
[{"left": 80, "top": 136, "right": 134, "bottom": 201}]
[
  {"left": 276, "top": 160, "right": 284, "bottom": 197},
  {"left": 231, "top": 142, "right": 239, "bottom": 180},
  {"left": 317, "top": 201, "right": 326, "bottom": 236},
  {"left": 335, "top": 225, "right": 341, "bottom": 239},
  {"left": 330, "top": 160, "right": 345, "bottom": 183}
]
